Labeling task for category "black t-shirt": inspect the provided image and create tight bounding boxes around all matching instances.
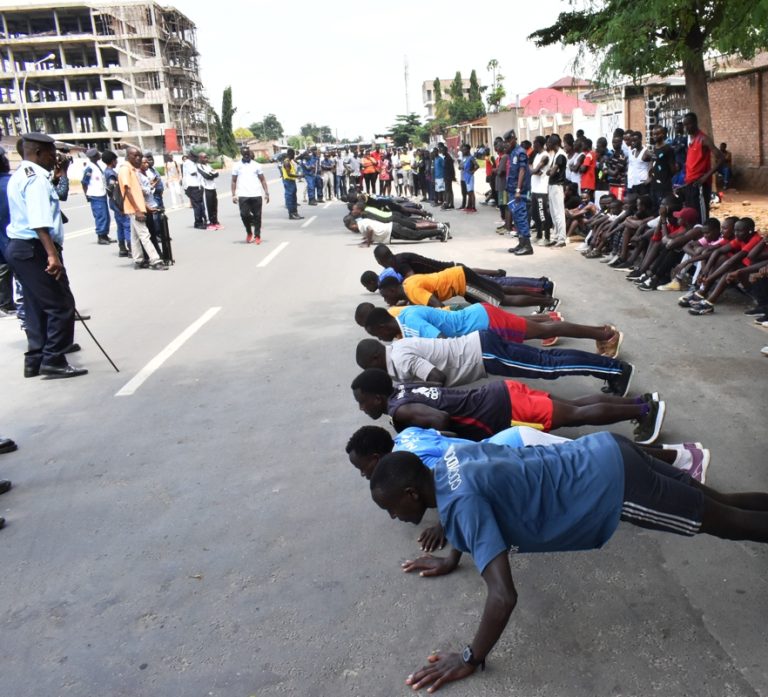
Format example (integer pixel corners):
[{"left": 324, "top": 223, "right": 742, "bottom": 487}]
[
  {"left": 651, "top": 144, "right": 675, "bottom": 192},
  {"left": 548, "top": 153, "right": 568, "bottom": 186},
  {"left": 392, "top": 252, "right": 455, "bottom": 277},
  {"left": 606, "top": 152, "right": 627, "bottom": 188}
]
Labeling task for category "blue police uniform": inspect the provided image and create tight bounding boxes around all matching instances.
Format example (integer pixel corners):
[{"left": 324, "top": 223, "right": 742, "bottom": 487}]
[
  {"left": 506, "top": 145, "right": 531, "bottom": 240},
  {"left": 5, "top": 158, "right": 78, "bottom": 374},
  {"left": 302, "top": 155, "right": 321, "bottom": 203}
]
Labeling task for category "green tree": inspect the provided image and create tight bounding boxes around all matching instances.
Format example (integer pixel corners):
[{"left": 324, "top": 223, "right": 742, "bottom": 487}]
[
  {"left": 233, "top": 127, "right": 253, "bottom": 141},
  {"left": 389, "top": 113, "right": 427, "bottom": 147},
  {"left": 529, "top": 0, "right": 768, "bottom": 138},
  {"left": 287, "top": 135, "right": 303, "bottom": 150},
  {"left": 318, "top": 125, "right": 336, "bottom": 143},
  {"left": 486, "top": 59, "right": 506, "bottom": 112},
  {"left": 432, "top": 77, "right": 442, "bottom": 104},
  {"left": 249, "top": 114, "right": 284, "bottom": 141},
  {"left": 448, "top": 71, "right": 465, "bottom": 102},
  {"left": 216, "top": 86, "right": 238, "bottom": 157},
  {"left": 300, "top": 122, "right": 320, "bottom": 141}
]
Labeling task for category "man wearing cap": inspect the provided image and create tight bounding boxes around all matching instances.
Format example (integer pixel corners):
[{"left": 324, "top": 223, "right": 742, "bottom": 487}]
[
  {"left": 4, "top": 133, "right": 87, "bottom": 378},
  {"left": 505, "top": 130, "right": 533, "bottom": 256},
  {"left": 82, "top": 148, "right": 115, "bottom": 245}
]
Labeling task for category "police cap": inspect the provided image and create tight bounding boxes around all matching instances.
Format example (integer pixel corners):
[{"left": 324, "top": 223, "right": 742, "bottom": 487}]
[
  {"left": 21, "top": 132, "right": 55, "bottom": 145},
  {"left": 85, "top": 147, "right": 99, "bottom": 158}
]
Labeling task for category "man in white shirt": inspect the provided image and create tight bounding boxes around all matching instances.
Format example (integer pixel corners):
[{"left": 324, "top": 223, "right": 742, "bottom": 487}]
[
  {"left": 335, "top": 149, "right": 348, "bottom": 199},
  {"left": 231, "top": 146, "right": 270, "bottom": 244},
  {"left": 530, "top": 136, "right": 553, "bottom": 246},
  {"left": 345, "top": 201, "right": 447, "bottom": 247},
  {"left": 82, "top": 148, "right": 114, "bottom": 245},
  {"left": 197, "top": 153, "right": 221, "bottom": 230},
  {"left": 626, "top": 130, "right": 652, "bottom": 195},
  {"left": 182, "top": 153, "right": 206, "bottom": 229}
]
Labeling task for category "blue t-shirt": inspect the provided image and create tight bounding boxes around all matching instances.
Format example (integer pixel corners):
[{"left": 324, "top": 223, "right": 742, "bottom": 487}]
[
  {"left": 434, "top": 155, "right": 445, "bottom": 179},
  {"left": 397, "top": 304, "right": 489, "bottom": 338},
  {"left": 506, "top": 145, "right": 531, "bottom": 194},
  {"left": 394, "top": 427, "right": 525, "bottom": 472},
  {"left": 432, "top": 433, "right": 625, "bottom": 571},
  {"left": 379, "top": 267, "right": 403, "bottom": 284}
]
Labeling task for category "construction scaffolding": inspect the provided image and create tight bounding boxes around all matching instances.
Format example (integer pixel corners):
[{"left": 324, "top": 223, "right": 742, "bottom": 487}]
[{"left": 0, "top": 1, "right": 211, "bottom": 152}]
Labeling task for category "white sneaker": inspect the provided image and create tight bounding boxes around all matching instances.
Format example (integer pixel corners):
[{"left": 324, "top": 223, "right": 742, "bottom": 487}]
[
  {"left": 762, "top": 346, "right": 768, "bottom": 356},
  {"left": 600, "top": 254, "right": 618, "bottom": 264},
  {"left": 575, "top": 242, "right": 589, "bottom": 252}
]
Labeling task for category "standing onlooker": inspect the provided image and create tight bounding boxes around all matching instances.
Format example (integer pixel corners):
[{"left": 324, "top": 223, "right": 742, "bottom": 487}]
[
  {"left": 335, "top": 149, "right": 349, "bottom": 199},
  {"left": 379, "top": 153, "right": 393, "bottom": 197},
  {"left": 119, "top": 146, "right": 167, "bottom": 270},
  {"left": 302, "top": 146, "right": 321, "bottom": 205},
  {"left": 529, "top": 136, "right": 552, "bottom": 246},
  {"left": 460, "top": 143, "right": 478, "bottom": 212},
  {"left": 320, "top": 151, "right": 335, "bottom": 200},
  {"left": 82, "top": 148, "right": 114, "bottom": 245},
  {"left": 197, "top": 152, "right": 221, "bottom": 230},
  {"left": 163, "top": 152, "right": 182, "bottom": 207},
  {"left": 439, "top": 143, "right": 455, "bottom": 210},
  {"left": 505, "top": 130, "right": 532, "bottom": 255},
  {"left": 0, "top": 145, "right": 17, "bottom": 316},
  {"left": 281, "top": 148, "right": 303, "bottom": 220},
  {"left": 605, "top": 134, "right": 628, "bottom": 200},
  {"left": 564, "top": 137, "right": 583, "bottom": 194},
  {"left": 682, "top": 112, "right": 723, "bottom": 223},
  {"left": 626, "top": 130, "right": 652, "bottom": 195},
  {"left": 102, "top": 150, "right": 132, "bottom": 257},
  {"left": 231, "top": 146, "right": 270, "bottom": 244},
  {"left": 546, "top": 134, "right": 568, "bottom": 247},
  {"left": 717, "top": 142, "right": 732, "bottom": 189},
  {"left": 5, "top": 133, "right": 88, "bottom": 378},
  {"left": 649, "top": 126, "right": 675, "bottom": 210},
  {"left": 579, "top": 139, "right": 597, "bottom": 200},
  {"left": 182, "top": 152, "right": 206, "bottom": 229},
  {"left": 361, "top": 149, "right": 378, "bottom": 195},
  {"left": 400, "top": 149, "right": 413, "bottom": 197},
  {"left": 671, "top": 121, "right": 687, "bottom": 188},
  {"left": 431, "top": 149, "right": 444, "bottom": 206}
]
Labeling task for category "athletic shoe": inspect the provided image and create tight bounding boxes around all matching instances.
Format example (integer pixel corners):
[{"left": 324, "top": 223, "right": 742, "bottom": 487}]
[
  {"left": 206, "top": 224, "right": 218, "bottom": 230},
  {"left": 641, "top": 391, "right": 660, "bottom": 404},
  {"left": 600, "top": 254, "right": 618, "bottom": 264},
  {"left": 536, "top": 238, "right": 550, "bottom": 247},
  {"left": 686, "top": 444, "right": 711, "bottom": 483},
  {"left": 496, "top": 222, "right": 507, "bottom": 231},
  {"left": 149, "top": 260, "right": 168, "bottom": 270},
  {"left": 633, "top": 399, "right": 666, "bottom": 445},
  {"left": 584, "top": 249, "right": 603, "bottom": 259},
  {"left": 604, "top": 361, "right": 634, "bottom": 397},
  {"left": 551, "top": 241, "right": 566, "bottom": 248},
  {"left": 575, "top": 242, "right": 589, "bottom": 252},
  {"left": 538, "top": 297, "right": 560, "bottom": 313},
  {"left": 744, "top": 305, "right": 768, "bottom": 316},
  {"left": 632, "top": 274, "right": 649, "bottom": 285},
  {"left": 637, "top": 280, "right": 658, "bottom": 291},
  {"left": 440, "top": 225, "right": 449, "bottom": 243},
  {"left": 625, "top": 269, "right": 643, "bottom": 281},
  {"left": 541, "top": 312, "right": 563, "bottom": 347},
  {"left": 658, "top": 279, "right": 684, "bottom": 291},
  {"left": 688, "top": 300, "right": 714, "bottom": 315},
  {"left": 597, "top": 327, "right": 623, "bottom": 359},
  {"left": 246, "top": 232, "right": 254, "bottom": 243},
  {"left": 762, "top": 346, "right": 768, "bottom": 356},
  {"left": 254, "top": 236, "right": 262, "bottom": 245},
  {"left": 544, "top": 280, "right": 556, "bottom": 298},
  {"left": 607, "top": 257, "right": 625, "bottom": 268},
  {"left": 678, "top": 291, "right": 702, "bottom": 307}
]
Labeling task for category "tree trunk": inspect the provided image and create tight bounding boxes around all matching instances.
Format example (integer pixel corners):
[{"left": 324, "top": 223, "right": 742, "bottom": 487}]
[{"left": 682, "top": 50, "right": 713, "bottom": 139}]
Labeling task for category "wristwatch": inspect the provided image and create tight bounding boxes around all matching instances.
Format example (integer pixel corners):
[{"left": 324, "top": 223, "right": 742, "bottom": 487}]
[{"left": 462, "top": 645, "right": 486, "bottom": 670}]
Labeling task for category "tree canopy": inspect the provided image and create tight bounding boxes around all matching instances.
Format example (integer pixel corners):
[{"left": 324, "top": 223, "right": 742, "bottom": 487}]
[
  {"left": 298, "top": 122, "right": 336, "bottom": 143},
  {"left": 529, "top": 0, "right": 768, "bottom": 136},
  {"left": 389, "top": 114, "right": 428, "bottom": 146},
  {"left": 249, "top": 113, "right": 284, "bottom": 141}
]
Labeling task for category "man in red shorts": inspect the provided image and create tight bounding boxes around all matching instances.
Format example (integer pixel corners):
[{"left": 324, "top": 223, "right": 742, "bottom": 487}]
[{"left": 350, "top": 368, "right": 666, "bottom": 445}]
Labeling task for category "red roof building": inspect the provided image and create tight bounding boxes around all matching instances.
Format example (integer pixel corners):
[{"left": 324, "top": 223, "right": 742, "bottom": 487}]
[{"left": 515, "top": 87, "right": 597, "bottom": 117}]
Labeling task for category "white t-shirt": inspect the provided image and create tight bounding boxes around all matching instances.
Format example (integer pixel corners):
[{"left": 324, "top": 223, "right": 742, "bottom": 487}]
[
  {"left": 84, "top": 163, "right": 106, "bottom": 197},
  {"left": 182, "top": 159, "right": 201, "bottom": 189},
  {"left": 530, "top": 151, "right": 550, "bottom": 195},
  {"left": 386, "top": 333, "right": 485, "bottom": 386},
  {"left": 197, "top": 163, "right": 218, "bottom": 190},
  {"left": 232, "top": 159, "right": 265, "bottom": 197},
  {"left": 566, "top": 152, "right": 582, "bottom": 187},
  {"left": 627, "top": 146, "right": 651, "bottom": 188},
  {"left": 357, "top": 218, "right": 392, "bottom": 243}
]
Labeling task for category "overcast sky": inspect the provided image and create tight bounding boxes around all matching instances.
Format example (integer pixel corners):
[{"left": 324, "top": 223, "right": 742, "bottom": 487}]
[{"left": 4, "top": 0, "right": 590, "bottom": 138}]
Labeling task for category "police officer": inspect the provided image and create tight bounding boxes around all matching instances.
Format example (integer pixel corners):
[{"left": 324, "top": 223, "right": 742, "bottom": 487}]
[
  {"left": 4, "top": 133, "right": 87, "bottom": 379},
  {"left": 505, "top": 130, "right": 533, "bottom": 256}
]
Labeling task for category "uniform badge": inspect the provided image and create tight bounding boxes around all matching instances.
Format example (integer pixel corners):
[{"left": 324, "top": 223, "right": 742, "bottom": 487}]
[{"left": 24, "top": 166, "right": 35, "bottom": 178}]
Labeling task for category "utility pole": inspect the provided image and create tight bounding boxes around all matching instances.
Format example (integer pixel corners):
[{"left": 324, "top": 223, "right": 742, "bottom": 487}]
[{"left": 404, "top": 55, "right": 409, "bottom": 114}]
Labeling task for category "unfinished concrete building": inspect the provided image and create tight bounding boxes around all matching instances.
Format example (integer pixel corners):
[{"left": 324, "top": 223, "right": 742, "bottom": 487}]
[{"left": 0, "top": 1, "right": 211, "bottom": 153}]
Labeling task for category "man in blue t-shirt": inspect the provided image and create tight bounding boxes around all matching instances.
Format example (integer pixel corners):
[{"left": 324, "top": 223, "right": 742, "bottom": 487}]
[
  {"left": 369, "top": 435, "right": 768, "bottom": 691},
  {"left": 505, "top": 130, "right": 533, "bottom": 256}
]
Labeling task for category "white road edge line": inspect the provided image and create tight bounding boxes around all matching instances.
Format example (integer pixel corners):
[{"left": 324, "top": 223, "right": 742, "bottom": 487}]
[
  {"left": 323, "top": 201, "right": 332, "bottom": 209},
  {"left": 256, "top": 241, "right": 290, "bottom": 268},
  {"left": 301, "top": 215, "right": 316, "bottom": 228},
  {"left": 115, "top": 306, "right": 222, "bottom": 397}
]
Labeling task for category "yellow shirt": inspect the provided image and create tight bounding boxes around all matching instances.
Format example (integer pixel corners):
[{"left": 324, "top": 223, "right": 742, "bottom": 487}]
[
  {"left": 402, "top": 267, "right": 467, "bottom": 305},
  {"left": 282, "top": 160, "right": 298, "bottom": 180},
  {"left": 118, "top": 163, "right": 145, "bottom": 214}
]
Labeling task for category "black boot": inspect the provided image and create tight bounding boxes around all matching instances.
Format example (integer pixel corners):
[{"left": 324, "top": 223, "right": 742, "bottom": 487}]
[
  {"left": 118, "top": 241, "right": 130, "bottom": 257},
  {"left": 510, "top": 238, "right": 534, "bottom": 256}
]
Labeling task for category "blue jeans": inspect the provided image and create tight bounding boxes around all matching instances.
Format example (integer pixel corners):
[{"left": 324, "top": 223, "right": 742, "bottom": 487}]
[
  {"left": 109, "top": 201, "right": 131, "bottom": 244},
  {"left": 508, "top": 195, "right": 530, "bottom": 239},
  {"left": 89, "top": 195, "right": 111, "bottom": 236},
  {"left": 283, "top": 179, "right": 298, "bottom": 214},
  {"left": 305, "top": 174, "right": 317, "bottom": 202}
]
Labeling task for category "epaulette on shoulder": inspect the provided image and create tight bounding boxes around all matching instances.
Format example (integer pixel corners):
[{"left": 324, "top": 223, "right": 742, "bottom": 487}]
[{"left": 24, "top": 166, "right": 35, "bottom": 178}]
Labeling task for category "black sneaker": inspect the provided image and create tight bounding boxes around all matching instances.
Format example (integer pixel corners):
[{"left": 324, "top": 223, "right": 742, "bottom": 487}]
[
  {"left": 634, "top": 399, "right": 666, "bottom": 445},
  {"left": 625, "top": 269, "right": 643, "bottom": 280},
  {"left": 745, "top": 305, "right": 768, "bottom": 316},
  {"left": 604, "top": 361, "right": 635, "bottom": 397}
]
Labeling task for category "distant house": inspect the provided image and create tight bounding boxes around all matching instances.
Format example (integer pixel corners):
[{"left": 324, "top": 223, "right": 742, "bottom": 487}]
[
  {"left": 513, "top": 86, "right": 598, "bottom": 141},
  {"left": 422, "top": 78, "right": 471, "bottom": 119},
  {"left": 548, "top": 76, "right": 594, "bottom": 100}
]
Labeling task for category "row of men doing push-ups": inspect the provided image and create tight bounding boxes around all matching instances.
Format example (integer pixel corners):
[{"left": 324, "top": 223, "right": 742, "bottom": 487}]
[{"left": 342, "top": 245, "right": 768, "bottom": 692}]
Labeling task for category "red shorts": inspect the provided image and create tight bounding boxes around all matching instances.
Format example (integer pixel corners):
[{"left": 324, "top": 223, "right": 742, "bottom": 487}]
[
  {"left": 482, "top": 303, "right": 527, "bottom": 343},
  {"left": 505, "top": 381, "right": 553, "bottom": 431}
]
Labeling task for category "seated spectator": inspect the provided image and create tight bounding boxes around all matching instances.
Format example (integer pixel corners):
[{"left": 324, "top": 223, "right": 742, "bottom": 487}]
[
  {"left": 624, "top": 195, "right": 681, "bottom": 280},
  {"left": 565, "top": 190, "right": 598, "bottom": 240},
  {"left": 685, "top": 218, "right": 768, "bottom": 315},
  {"left": 663, "top": 217, "right": 731, "bottom": 292}
]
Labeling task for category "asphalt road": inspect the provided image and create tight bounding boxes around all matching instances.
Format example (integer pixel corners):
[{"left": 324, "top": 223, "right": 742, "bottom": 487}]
[{"left": 1, "top": 171, "right": 767, "bottom": 697}]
